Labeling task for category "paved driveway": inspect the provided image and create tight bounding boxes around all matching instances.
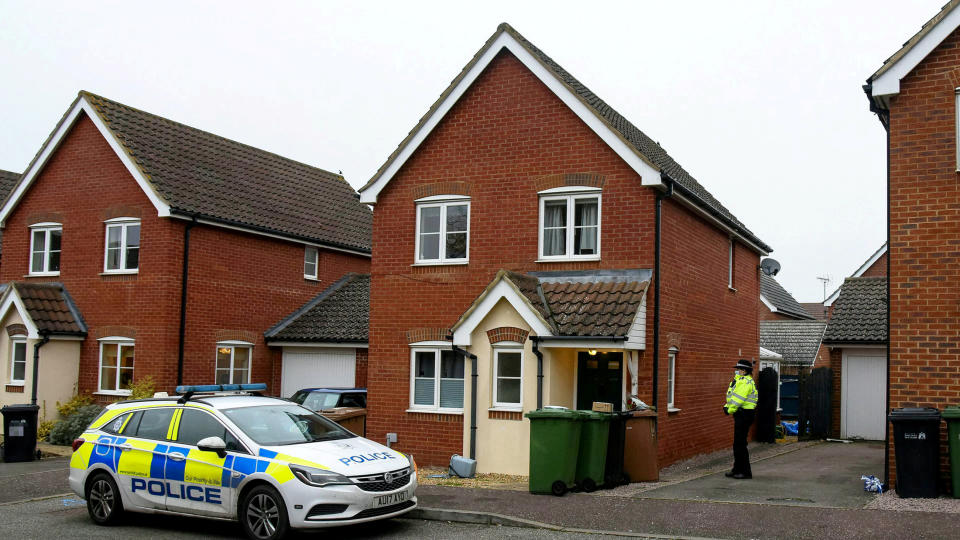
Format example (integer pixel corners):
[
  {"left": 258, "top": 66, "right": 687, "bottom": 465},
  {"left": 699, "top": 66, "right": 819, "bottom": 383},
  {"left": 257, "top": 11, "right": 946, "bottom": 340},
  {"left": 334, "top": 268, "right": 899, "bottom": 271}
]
[{"left": 634, "top": 441, "right": 884, "bottom": 508}]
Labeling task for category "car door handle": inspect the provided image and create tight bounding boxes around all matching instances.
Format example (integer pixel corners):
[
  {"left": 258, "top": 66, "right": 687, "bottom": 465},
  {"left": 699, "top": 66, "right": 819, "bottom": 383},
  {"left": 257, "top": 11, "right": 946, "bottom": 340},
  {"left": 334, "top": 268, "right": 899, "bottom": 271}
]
[
  {"left": 167, "top": 453, "right": 186, "bottom": 461},
  {"left": 117, "top": 443, "right": 133, "bottom": 451}
]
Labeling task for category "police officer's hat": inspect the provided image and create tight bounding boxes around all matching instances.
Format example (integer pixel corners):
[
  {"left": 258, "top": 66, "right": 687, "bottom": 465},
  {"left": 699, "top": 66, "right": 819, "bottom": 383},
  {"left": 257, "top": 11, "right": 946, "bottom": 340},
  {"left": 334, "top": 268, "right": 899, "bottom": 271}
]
[{"left": 734, "top": 359, "right": 753, "bottom": 372}]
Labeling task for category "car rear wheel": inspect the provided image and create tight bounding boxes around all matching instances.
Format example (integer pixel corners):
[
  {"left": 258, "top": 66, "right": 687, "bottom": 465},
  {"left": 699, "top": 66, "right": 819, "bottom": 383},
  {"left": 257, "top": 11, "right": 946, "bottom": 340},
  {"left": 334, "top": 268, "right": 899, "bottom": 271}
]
[
  {"left": 85, "top": 472, "right": 123, "bottom": 525},
  {"left": 241, "top": 485, "right": 289, "bottom": 540}
]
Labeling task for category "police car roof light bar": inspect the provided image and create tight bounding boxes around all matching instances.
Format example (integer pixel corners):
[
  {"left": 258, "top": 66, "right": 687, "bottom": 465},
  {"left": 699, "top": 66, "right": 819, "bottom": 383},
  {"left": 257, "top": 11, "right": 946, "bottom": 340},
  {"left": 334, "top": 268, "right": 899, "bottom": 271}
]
[{"left": 174, "top": 383, "right": 268, "bottom": 403}]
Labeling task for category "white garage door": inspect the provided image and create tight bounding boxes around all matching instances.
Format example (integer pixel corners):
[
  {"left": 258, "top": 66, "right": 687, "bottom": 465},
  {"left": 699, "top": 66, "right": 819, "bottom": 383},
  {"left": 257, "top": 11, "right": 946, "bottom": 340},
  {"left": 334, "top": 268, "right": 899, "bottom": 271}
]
[
  {"left": 281, "top": 347, "right": 356, "bottom": 397},
  {"left": 841, "top": 349, "right": 887, "bottom": 440}
]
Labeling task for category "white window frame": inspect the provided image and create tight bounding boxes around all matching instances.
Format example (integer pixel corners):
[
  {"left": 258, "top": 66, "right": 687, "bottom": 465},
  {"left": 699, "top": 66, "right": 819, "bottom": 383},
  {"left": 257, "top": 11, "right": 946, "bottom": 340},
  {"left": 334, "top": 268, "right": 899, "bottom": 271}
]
[
  {"left": 537, "top": 189, "right": 601, "bottom": 261},
  {"left": 103, "top": 218, "right": 140, "bottom": 274},
  {"left": 216, "top": 341, "right": 253, "bottom": 385},
  {"left": 304, "top": 246, "right": 319, "bottom": 280},
  {"left": 414, "top": 197, "right": 470, "bottom": 265},
  {"left": 409, "top": 346, "right": 464, "bottom": 412},
  {"left": 29, "top": 222, "right": 62, "bottom": 276},
  {"left": 493, "top": 346, "right": 523, "bottom": 409},
  {"left": 667, "top": 348, "right": 677, "bottom": 410},
  {"left": 9, "top": 336, "right": 27, "bottom": 385},
  {"left": 728, "top": 239, "right": 735, "bottom": 289},
  {"left": 97, "top": 337, "right": 135, "bottom": 395}
]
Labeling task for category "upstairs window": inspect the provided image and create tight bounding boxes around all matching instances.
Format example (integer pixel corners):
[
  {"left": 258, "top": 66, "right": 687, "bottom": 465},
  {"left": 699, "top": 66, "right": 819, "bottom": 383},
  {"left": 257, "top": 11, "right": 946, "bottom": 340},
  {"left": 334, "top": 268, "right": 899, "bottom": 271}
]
[
  {"left": 30, "top": 223, "right": 62, "bottom": 275},
  {"left": 415, "top": 197, "right": 469, "bottom": 264},
  {"left": 104, "top": 218, "right": 140, "bottom": 273},
  {"left": 304, "top": 246, "right": 319, "bottom": 279},
  {"left": 539, "top": 190, "right": 600, "bottom": 260}
]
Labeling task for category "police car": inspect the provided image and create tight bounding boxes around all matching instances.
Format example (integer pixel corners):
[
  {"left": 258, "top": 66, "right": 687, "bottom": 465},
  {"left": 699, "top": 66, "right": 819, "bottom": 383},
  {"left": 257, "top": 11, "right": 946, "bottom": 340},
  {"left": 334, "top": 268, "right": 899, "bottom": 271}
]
[{"left": 68, "top": 384, "right": 417, "bottom": 540}]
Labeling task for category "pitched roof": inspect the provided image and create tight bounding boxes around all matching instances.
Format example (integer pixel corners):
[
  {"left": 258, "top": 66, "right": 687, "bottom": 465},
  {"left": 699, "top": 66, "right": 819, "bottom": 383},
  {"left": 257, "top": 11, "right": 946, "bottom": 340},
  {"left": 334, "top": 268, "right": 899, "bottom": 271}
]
[
  {"left": 7, "top": 282, "right": 87, "bottom": 336},
  {"left": 360, "top": 23, "right": 770, "bottom": 254},
  {"left": 759, "top": 320, "right": 827, "bottom": 366},
  {"left": 869, "top": 0, "right": 960, "bottom": 83},
  {"left": 825, "top": 243, "right": 886, "bottom": 306},
  {"left": 822, "top": 277, "right": 887, "bottom": 345},
  {"left": 6, "top": 92, "right": 372, "bottom": 253},
  {"left": 0, "top": 169, "right": 19, "bottom": 203},
  {"left": 800, "top": 302, "right": 828, "bottom": 321},
  {"left": 760, "top": 274, "right": 813, "bottom": 320},
  {"left": 265, "top": 274, "right": 369, "bottom": 343}
]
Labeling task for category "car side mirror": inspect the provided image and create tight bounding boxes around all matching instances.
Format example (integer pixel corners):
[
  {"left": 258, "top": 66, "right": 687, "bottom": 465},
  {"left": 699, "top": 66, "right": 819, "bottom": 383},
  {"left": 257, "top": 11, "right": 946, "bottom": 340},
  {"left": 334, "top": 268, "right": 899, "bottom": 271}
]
[{"left": 197, "top": 436, "right": 227, "bottom": 458}]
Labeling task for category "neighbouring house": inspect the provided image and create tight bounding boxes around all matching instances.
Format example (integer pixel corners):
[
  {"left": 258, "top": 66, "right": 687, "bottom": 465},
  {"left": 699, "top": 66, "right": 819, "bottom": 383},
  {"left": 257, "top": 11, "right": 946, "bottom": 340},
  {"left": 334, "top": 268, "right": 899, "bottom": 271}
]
[
  {"left": 759, "top": 274, "right": 815, "bottom": 321},
  {"left": 358, "top": 23, "right": 772, "bottom": 473},
  {"left": 864, "top": 0, "right": 960, "bottom": 490},
  {"left": 822, "top": 277, "right": 887, "bottom": 441},
  {"left": 759, "top": 320, "right": 828, "bottom": 377},
  {"left": 265, "top": 273, "right": 370, "bottom": 396},
  {"left": 0, "top": 169, "right": 21, "bottom": 257},
  {"left": 800, "top": 302, "right": 828, "bottom": 321},
  {"left": 0, "top": 91, "right": 371, "bottom": 418},
  {"left": 864, "top": 0, "right": 960, "bottom": 487},
  {"left": 823, "top": 243, "right": 887, "bottom": 316}
]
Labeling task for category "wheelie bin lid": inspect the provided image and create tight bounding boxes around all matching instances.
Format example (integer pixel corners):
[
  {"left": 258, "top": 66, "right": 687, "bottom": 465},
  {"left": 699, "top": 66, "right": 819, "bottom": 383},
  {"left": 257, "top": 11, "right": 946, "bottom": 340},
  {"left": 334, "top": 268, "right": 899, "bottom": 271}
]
[
  {"left": 888, "top": 407, "right": 940, "bottom": 421},
  {"left": 0, "top": 404, "right": 40, "bottom": 413},
  {"left": 578, "top": 410, "right": 612, "bottom": 421},
  {"left": 941, "top": 406, "right": 960, "bottom": 420},
  {"left": 526, "top": 408, "right": 584, "bottom": 419}
]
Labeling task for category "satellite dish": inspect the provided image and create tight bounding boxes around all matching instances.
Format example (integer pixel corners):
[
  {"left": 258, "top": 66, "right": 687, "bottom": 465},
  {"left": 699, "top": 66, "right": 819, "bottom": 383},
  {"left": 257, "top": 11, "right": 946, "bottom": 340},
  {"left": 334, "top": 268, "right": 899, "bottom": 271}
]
[{"left": 760, "top": 258, "right": 781, "bottom": 277}]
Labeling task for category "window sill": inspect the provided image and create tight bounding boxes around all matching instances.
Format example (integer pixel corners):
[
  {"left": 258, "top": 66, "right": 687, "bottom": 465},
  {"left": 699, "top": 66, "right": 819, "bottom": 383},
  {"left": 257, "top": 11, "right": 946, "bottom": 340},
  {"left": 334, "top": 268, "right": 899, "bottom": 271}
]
[
  {"left": 303, "top": 276, "right": 320, "bottom": 282},
  {"left": 101, "top": 271, "right": 138, "bottom": 276},
  {"left": 6, "top": 382, "right": 25, "bottom": 387},
  {"left": 25, "top": 272, "right": 60, "bottom": 278},
  {"left": 488, "top": 406, "right": 522, "bottom": 413},
  {"left": 94, "top": 391, "right": 132, "bottom": 397},
  {"left": 667, "top": 407, "right": 681, "bottom": 413},
  {"left": 405, "top": 408, "right": 463, "bottom": 415},
  {"left": 411, "top": 261, "right": 469, "bottom": 267},
  {"left": 536, "top": 257, "right": 601, "bottom": 263}
]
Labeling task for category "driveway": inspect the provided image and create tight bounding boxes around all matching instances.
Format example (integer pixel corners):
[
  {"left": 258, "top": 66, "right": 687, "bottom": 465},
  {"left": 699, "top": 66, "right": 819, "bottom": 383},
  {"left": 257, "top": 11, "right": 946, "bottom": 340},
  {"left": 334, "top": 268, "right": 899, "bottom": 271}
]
[{"left": 633, "top": 441, "right": 884, "bottom": 508}]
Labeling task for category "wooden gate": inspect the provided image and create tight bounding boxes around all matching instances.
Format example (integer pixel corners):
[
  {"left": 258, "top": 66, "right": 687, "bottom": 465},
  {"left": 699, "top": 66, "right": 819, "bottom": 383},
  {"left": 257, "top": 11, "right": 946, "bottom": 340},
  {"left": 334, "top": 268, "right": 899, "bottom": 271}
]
[
  {"left": 798, "top": 367, "right": 832, "bottom": 440},
  {"left": 755, "top": 367, "right": 779, "bottom": 443}
]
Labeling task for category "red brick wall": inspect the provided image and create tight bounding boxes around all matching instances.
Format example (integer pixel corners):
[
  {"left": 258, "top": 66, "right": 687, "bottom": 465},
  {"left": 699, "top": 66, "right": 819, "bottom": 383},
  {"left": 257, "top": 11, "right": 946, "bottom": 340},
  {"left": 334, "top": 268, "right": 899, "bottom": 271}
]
[
  {"left": 886, "top": 26, "right": 960, "bottom": 489},
  {"left": 367, "top": 49, "right": 761, "bottom": 468},
  {"left": 657, "top": 199, "right": 761, "bottom": 467},
  {"left": 829, "top": 347, "right": 842, "bottom": 438},
  {"left": 862, "top": 251, "right": 887, "bottom": 277},
  {"left": 1, "top": 113, "right": 370, "bottom": 398}
]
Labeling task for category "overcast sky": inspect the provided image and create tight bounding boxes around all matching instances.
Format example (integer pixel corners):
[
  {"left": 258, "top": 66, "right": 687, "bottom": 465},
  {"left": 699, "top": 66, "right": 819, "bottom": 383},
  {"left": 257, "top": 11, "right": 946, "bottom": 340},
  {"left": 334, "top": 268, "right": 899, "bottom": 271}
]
[{"left": 0, "top": 1, "right": 943, "bottom": 301}]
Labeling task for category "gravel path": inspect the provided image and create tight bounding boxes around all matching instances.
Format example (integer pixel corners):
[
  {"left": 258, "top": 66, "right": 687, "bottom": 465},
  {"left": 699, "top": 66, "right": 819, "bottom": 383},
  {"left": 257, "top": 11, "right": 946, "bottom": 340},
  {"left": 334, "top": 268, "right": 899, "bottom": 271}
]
[{"left": 864, "top": 490, "right": 960, "bottom": 513}]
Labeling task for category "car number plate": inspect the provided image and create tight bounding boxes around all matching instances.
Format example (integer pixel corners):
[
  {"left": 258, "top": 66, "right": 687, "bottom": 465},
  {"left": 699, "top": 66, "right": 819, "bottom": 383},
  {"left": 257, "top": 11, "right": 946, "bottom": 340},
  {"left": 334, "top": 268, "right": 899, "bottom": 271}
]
[{"left": 373, "top": 490, "right": 407, "bottom": 508}]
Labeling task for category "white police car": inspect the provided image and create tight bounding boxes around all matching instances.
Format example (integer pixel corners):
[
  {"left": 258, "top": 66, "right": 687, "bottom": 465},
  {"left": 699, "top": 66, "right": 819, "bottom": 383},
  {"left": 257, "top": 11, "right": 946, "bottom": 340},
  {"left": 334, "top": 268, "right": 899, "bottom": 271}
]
[{"left": 68, "top": 384, "right": 417, "bottom": 539}]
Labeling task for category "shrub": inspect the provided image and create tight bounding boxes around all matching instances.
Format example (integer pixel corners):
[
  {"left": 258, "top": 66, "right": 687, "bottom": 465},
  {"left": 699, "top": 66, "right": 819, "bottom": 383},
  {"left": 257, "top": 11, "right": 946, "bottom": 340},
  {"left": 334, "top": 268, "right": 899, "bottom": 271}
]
[
  {"left": 128, "top": 376, "right": 157, "bottom": 400},
  {"left": 48, "top": 404, "right": 104, "bottom": 446},
  {"left": 56, "top": 393, "right": 94, "bottom": 419},
  {"left": 37, "top": 420, "right": 55, "bottom": 442}
]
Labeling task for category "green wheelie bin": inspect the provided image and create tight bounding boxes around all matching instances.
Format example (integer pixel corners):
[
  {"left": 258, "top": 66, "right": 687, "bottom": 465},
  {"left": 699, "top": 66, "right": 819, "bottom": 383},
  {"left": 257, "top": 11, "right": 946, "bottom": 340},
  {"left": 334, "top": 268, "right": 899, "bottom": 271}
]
[
  {"left": 575, "top": 411, "right": 611, "bottom": 492},
  {"left": 525, "top": 409, "right": 583, "bottom": 496},
  {"left": 944, "top": 406, "right": 960, "bottom": 498}
]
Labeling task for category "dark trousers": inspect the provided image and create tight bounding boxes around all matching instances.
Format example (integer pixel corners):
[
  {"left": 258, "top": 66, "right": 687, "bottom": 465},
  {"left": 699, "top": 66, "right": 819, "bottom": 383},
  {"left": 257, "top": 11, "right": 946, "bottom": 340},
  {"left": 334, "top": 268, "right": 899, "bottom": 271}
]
[{"left": 732, "top": 408, "right": 755, "bottom": 476}]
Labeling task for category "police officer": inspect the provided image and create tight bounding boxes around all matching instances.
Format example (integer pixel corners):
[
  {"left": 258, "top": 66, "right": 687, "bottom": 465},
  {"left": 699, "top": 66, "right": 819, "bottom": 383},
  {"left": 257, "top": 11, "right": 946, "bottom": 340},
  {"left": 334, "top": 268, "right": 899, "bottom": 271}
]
[{"left": 724, "top": 359, "right": 758, "bottom": 479}]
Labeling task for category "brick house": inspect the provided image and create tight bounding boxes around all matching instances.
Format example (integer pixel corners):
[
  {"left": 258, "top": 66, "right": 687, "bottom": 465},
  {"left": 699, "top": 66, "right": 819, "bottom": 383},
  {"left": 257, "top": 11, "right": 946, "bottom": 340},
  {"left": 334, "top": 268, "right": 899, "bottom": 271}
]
[
  {"left": 358, "top": 24, "right": 772, "bottom": 473},
  {"left": 0, "top": 92, "right": 371, "bottom": 418},
  {"left": 759, "top": 274, "right": 815, "bottom": 322},
  {"left": 864, "top": 0, "right": 960, "bottom": 487}
]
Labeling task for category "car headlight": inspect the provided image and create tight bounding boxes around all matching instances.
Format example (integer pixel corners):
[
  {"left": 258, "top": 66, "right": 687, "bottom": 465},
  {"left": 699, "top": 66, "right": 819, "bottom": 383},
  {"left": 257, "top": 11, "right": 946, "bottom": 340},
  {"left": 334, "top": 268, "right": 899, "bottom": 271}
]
[{"left": 289, "top": 465, "right": 352, "bottom": 487}]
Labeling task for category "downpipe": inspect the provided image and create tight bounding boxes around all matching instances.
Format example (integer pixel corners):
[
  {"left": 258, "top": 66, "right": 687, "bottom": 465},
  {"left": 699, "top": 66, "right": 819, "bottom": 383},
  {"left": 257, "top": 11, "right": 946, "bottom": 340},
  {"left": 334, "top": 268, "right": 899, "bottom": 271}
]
[
  {"left": 531, "top": 336, "right": 543, "bottom": 410},
  {"left": 30, "top": 333, "right": 51, "bottom": 406},
  {"left": 451, "top": 344, "right": 478, "bottom": 460}
]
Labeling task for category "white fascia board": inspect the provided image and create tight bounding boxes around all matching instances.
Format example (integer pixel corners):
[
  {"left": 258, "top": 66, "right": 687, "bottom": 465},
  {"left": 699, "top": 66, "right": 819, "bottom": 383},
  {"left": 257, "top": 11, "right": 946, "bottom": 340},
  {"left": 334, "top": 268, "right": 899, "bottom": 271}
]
[
  {"left": 168, "top": 214, "right": 371, "bottom": 258},
  {"left": 269, "top": 342, "right": 369, "bottom": 348},
  {"left": 0, "top": 98, "right": 171, "bottom": 227},
  {"left": 872, "top": 7, "right": 960, "bottom": 97},
  {"left": 0, "top": 288, "right": 41, "bottom": 339},
  {"left": 360, "top": 31, "right": 662, "bottom": 204},
  {"left": 759, "top": 346, "right": 783, "bottom": 360},
  {"left": 670, "top": 192, "right": 768, "bottom": 255},
  {"left": 452, "top": 279, "right": 552, "bottom": 346},
  {"left": 539, "top": 339, "right": 626, "bottom": 350},
  {"left": 760, "top": 294, "right": 777, "bottom": 313}
]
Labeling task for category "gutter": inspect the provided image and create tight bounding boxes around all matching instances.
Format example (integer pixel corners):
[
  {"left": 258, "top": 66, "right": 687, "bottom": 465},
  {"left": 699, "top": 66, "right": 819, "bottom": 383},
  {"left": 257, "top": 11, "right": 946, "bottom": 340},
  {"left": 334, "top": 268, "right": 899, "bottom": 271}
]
[
  {"left": 30, "top": 332, "right": 50, "bottom": 406},
  {"left": 653, "top": 176, "right": 675, "bottom": 410},
  {"left": 451, "top": 344, "right": 479, "bottom": 461},
  {"left": 863, "top": 83, "right": 891, "bottom": 131},
  {"left": 177, "top": 215, "right": 197, "bottom": 386}
]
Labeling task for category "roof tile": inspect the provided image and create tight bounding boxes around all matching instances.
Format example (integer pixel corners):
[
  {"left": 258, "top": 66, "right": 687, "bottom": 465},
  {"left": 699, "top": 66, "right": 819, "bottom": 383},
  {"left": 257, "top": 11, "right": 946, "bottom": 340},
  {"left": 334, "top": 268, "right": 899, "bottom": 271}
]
[{"left": 822, "top": 277, "right": 887, "bottom": 344}]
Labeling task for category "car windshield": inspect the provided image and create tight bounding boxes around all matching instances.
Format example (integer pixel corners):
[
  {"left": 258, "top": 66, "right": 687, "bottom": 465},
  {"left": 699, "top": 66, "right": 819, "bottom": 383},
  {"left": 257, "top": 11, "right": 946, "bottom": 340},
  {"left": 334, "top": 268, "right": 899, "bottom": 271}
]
[
  {"left": 299, "top": 392, "right": 341, "bottom": 411},
  {"left": 222, "top": 404, "right": 354, "bottom": 446}
]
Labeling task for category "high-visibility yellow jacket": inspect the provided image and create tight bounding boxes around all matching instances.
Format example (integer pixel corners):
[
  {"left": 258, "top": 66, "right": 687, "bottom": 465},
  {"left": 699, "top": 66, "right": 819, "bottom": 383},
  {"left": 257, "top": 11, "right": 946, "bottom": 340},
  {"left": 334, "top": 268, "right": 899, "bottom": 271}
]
[{"left": 725, "top": 373, "right": 758, "bottom": 414}]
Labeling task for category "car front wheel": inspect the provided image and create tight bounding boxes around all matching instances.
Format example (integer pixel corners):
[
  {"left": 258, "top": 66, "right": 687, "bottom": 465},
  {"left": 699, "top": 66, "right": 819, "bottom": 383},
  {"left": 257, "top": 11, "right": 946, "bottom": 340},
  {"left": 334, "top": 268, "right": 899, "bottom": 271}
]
[
  {"left": 85, "top": 472, "right": 123, "bottom": 525},
  {"left": 241, "top": 485, "right": 290, "bottom": 540}
]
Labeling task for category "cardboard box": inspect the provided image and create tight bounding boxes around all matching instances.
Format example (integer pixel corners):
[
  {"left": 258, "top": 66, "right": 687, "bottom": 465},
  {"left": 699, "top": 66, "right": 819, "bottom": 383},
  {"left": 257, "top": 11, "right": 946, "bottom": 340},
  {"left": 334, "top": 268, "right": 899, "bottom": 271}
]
[{"left": 592, "top": 402, "right": 613, "bottom": 412}]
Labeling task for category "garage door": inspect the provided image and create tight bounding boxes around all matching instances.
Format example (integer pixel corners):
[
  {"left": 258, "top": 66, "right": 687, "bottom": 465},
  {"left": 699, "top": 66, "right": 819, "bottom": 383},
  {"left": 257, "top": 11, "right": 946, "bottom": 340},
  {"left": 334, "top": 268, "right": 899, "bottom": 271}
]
[
  {"left": 841, "top": 350, "right": 886, "bottom": 440},
  {"left": 281, "top": 347, "right": 356, "bottom": 397}
]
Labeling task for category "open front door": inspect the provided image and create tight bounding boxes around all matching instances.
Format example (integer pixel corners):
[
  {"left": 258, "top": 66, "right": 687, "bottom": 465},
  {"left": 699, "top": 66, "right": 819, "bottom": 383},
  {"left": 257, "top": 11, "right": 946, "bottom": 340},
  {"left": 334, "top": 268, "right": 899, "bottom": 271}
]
[{"left": 576, "top": 351, "right": 623, "bottom": 410}]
